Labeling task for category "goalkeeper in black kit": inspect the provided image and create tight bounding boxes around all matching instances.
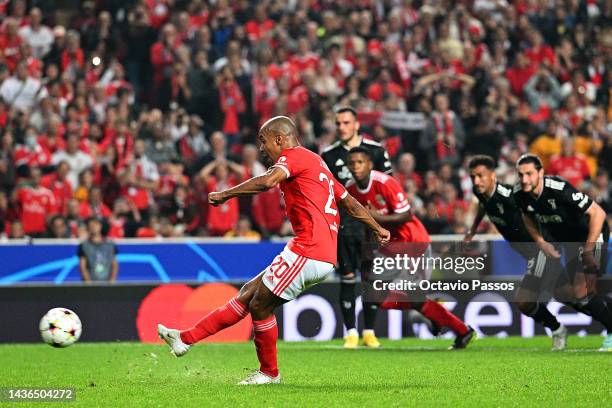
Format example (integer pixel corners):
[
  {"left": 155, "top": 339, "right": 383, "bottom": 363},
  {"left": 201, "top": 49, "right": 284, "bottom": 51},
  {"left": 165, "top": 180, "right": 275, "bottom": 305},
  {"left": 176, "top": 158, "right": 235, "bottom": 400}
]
[{"left": 322, "top": 107, "right": 392, "bottom": 348}]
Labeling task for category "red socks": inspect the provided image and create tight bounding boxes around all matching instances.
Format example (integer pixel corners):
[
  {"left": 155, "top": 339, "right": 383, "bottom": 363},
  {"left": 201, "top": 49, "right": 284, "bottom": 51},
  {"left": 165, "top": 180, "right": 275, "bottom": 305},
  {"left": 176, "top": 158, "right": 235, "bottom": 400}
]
[
  {"left": 380, "top": 290, "right": 414, "bottom": 310},
  {"left": 177, "top": 297, "right": 278, "bottom": 377},
  {"left": 180, "top": 297, "right": 249, "bottom": 344},
  {"left": 253, "top": 316, "right": 279, "bottom": 377},
  {"left": 420, "top": 299, "right": 468, "bottom": 335}
]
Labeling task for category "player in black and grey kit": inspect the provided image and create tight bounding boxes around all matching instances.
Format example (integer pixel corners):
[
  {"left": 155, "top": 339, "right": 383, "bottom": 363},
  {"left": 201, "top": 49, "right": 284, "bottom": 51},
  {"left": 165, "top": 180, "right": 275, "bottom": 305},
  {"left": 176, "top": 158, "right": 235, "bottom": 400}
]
[
  {"left": 514, "top": 154, "right": 611, "bottom": 351},
  {"left": 465, "top": 155, "right": 578, "bottom": 350},
  {"left": 322, "top": 107, "right": 392, "bottom": 348}
]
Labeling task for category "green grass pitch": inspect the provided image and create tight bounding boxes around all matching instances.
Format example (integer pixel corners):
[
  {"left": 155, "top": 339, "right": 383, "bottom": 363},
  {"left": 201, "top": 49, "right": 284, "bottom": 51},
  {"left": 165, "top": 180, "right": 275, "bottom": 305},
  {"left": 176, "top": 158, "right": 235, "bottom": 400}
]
[{"left": 2, "top": 336, "right": 611, "bottom": 407}]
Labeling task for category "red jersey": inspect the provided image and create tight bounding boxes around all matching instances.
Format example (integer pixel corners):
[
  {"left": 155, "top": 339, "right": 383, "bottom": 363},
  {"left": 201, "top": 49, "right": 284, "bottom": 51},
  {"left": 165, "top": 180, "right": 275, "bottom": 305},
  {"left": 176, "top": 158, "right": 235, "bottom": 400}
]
[
  {"left": 17, "top": 186, "right": 57, "bottom": 234},
  {"left": 347, "top": 170, "right": 430, "bottom": 244},
  {"left": 41, "top": 174, "right": 72, "bottom": 215},
  {"left": 273, "top": 146, "right": 346, "bottom": 265},
  {"left": 207, "top": 176, "right": 240, "bottom": 236},
  {"left": 548, "top": 154, "right": 590, "bottom": 187}
]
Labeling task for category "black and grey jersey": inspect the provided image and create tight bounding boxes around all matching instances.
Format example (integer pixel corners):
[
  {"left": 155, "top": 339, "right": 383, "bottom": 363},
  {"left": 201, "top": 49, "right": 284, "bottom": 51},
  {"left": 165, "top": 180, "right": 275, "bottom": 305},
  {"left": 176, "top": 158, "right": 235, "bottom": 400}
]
[
  {"left": 473, "top": 182, "right": 532, "bottom": 243},
  {"left": 322, "top": 137, "right": 392, "bottom": 186},
  {"left": 322, "top": 137, "right": 392, "bottom": 229},
  {"left": 514, "top": 175, "right": 595, "bottom": 242}
]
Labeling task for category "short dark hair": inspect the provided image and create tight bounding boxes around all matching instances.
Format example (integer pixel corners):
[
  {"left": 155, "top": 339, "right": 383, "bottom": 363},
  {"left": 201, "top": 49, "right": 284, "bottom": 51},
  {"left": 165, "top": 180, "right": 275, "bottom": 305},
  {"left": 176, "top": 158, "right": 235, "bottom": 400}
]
[
  {"left": 348, "top": 146, "right": 372, "bottom": 160},
  {"left": 516, "top": 153, "right": 543, "bottom": 170},
  {"left": 468, "top": 155, "right": 496, "bottom": 170},
  {"left": 335, "top": 106, "right": 357, "bottom": 118}
]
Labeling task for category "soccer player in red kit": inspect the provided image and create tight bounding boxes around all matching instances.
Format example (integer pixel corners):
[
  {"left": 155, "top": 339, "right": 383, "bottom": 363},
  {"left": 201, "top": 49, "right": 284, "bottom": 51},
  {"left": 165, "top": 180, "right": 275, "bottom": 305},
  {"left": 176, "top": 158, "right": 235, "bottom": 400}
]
[
  {"left": 158, "top": 117, "right": 390, "bottom": 384},
  {"left": 346, "top": 147, "right": 475, "bottom": 349}
]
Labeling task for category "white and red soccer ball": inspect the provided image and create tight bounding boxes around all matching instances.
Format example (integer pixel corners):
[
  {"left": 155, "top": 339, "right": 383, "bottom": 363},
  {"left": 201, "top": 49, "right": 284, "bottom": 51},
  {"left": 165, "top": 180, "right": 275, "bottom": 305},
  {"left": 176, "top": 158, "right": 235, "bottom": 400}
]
[{"left": 39, "top": 308, "right": 82, "bottom": 347}]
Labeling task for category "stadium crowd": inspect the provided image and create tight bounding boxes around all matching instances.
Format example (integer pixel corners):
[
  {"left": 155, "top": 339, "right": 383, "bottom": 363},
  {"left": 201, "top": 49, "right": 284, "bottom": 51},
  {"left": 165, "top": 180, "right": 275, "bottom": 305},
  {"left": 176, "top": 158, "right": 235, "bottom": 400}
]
[{"left": 0, "top": 0, "right": 610, "bottom": 240}]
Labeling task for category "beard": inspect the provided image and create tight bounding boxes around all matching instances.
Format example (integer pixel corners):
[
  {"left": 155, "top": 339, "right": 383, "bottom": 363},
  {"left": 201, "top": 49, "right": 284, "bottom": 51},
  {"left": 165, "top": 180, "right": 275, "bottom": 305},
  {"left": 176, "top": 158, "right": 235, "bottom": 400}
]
[{"left": 261, "top": 152, "right": 274, "bottom": 167}]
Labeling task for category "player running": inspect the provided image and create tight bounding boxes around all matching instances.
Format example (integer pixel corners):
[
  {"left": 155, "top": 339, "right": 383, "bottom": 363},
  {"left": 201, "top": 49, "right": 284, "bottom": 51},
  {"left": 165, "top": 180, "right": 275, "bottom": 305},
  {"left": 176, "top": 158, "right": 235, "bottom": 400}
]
[
  {"left": 346, "top": 146, "right": 475, "bottom": 349},
  {"left": 465, "top": 155, "right": 579, "bottom": 350},
  {"left": 157, "top": 116, "right": 390, "bottom": 384},
  {"left": 322, "top": 106, "right": 393, "bottom": 348},
  {"left": 514, "top": 153, "right": 611, "bottom": 351}
]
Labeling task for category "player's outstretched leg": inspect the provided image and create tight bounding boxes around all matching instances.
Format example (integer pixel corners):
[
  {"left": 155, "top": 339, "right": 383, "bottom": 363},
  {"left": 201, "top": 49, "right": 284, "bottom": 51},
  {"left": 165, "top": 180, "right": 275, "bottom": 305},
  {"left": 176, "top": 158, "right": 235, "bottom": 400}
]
[
  {"left": 157, "top": 324, "right": 191, "bottom": 357},
  {"left": 239, "top": 281, "right": 285, "bottom": 385},
  {"left": 418, "top": 300, "right": 475, "bottom": 349},
  {"left": 517, "top": 284, "right": 567, "bottom": 350},
  {"left": 157, "top": 273, "right": 261, "bottom": 357},
  {"left": 518, "top": 301, "right": 567, "bottom": 351}
]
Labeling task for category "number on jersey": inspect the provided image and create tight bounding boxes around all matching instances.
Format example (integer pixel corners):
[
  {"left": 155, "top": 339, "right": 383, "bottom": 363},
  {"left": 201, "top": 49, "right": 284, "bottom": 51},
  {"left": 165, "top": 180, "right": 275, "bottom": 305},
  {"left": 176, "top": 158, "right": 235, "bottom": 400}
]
[{"left": 319, "top": 173, "right": 338, "bottom": 216}]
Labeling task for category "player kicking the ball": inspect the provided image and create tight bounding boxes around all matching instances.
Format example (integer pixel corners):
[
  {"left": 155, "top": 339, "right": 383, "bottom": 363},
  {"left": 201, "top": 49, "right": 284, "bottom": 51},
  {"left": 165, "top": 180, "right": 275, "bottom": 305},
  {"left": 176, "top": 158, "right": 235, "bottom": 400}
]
[
  {"left": 157, "top": 116, "right": 390, "bottom": 384},
  {"left": 346, "top": 146, "right": 475, "bottom": 349}
]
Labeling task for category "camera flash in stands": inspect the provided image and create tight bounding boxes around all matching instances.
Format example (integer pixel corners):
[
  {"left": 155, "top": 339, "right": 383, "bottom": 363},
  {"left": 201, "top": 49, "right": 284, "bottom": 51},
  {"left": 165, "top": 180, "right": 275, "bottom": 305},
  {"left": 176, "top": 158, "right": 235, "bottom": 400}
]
[{"left": 92, "top": 56, "right": 101, "bottom": 66}]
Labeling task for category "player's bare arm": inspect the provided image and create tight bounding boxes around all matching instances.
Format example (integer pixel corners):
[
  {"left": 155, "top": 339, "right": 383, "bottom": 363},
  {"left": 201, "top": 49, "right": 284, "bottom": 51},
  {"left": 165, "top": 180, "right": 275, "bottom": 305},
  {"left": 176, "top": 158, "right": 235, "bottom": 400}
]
[
  {"left": 209, "top": 167, "right": 287, "bottom": 206},
  {"left": 339, "top": 194, "right": 390, "bottom": 244},
  {"left": 367, "top": 207, "right": 413, "bottom": 225},
  {"left": 582, "top": 202, "right": 606, "bottom": 267},
  {"left": 521, "top": 213, "right": 560, "bottom": 258},
  {"left": 464, "top": 200, "right": 485, "bottom": 242}
]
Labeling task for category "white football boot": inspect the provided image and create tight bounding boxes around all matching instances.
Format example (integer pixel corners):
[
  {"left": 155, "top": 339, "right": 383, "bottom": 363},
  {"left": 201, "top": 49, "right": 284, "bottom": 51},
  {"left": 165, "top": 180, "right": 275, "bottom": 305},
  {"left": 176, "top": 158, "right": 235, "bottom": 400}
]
[
  {"left": 157, "top": 324, "right": 190, "bottom": 357},
  {"left": 238, "top": 370, "right": 282, "bottom": 385},
  {"left": 551, "top": 325, "right": 568, "bottom": 351},
  {"left": 598, "top": 334, "right": 612, "bottom": 352}
]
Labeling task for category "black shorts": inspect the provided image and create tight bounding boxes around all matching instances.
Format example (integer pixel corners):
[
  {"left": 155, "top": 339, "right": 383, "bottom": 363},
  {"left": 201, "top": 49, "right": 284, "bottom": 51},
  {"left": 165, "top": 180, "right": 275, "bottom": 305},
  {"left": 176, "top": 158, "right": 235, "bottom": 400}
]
[
  {"left": 563, "top": 221, "right": 610, "bottom": 278},
  {"left": 519, "top": 249, "right": 570, "bottom": 294},
  {"left": 336, "top": 227, "right": 364, "bottom": 278}
]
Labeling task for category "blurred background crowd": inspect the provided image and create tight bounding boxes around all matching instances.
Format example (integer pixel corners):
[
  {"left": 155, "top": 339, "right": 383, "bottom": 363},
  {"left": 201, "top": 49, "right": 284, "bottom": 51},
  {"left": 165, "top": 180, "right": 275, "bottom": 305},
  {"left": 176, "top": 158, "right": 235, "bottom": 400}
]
[{"left": 0, "top": 0, "right": 610, "bottom": 240}]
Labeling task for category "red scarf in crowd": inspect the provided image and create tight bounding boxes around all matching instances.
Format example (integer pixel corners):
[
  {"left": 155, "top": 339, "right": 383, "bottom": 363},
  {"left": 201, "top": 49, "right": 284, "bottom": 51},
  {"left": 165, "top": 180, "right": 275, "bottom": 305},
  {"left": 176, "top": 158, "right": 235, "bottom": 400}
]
[{"left": 432, "top": 111, "right": 456, "bottom": 160}]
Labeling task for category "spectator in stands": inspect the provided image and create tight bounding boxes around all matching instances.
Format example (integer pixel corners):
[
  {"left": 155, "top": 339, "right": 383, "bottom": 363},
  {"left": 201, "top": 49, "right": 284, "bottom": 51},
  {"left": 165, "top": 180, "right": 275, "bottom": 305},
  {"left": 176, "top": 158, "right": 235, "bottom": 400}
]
[
  {"left": 41, "top": 160, "right": 72, "bottom": 215},
  {"left": 13, "top": 126, "right": 52, "bottom": 171},
  {"left": 78, "top": 216, "right": 118, "bottom": 282},
  {"left": 530, "top": 121, "right": 563, "bottom": 171},
  {"left": 144, "top": 119, "right": 179, "bottom": 165},
  {"left": 224, "top": 215, "right": 261, "bottom": 240},
  {"left": 523, "top": 67, "right": 562, "bottom": 112},
  {"left": 74, "top": 168, "right": 94, "bottom": 202},
  {"left": 118, "top": 139, "right": 159, "bottom": 219},
  {"left": 178, "top": 115, "right": 210, "bottom": 173},
  {"left": 47, "top": 214, "right": 70, "bottom": 238},
  {"left": 159, "top": 184, "right": 198, "bottom": 236},
  {"left": 421, "top": 93, "right": 465, "bottom": 168},
  {"left": 10, "top": 219, "right": 26, "bottom": 239},
  {"left": 51, "top": 133, "right": 93, "bottom": 189},
  {"left": 505, "top": 51, "right": 536, "bottom": 97},
  {"left": 395, "top": 152, "right": 422, "bottom": 190},
  {"left": 18, "top": 7, "right": 54, "bottom": 59},
  {"left": 0, "top": 1, "right": 609, "bottom": 239},
  {"left": 421, "top": 200, "right": 446, "bottom": 235},
  {"left": 200, "top": 158, "right": 242, "bottom": 236},
  {"left": 0, "top": 60, "right": 47, "bottom": 112},
  {"left": 15, "top": 166, "right": 56, "bottom": 237},
  {"left": 80, "top": 185, "right": 112, "bottom": 219}
]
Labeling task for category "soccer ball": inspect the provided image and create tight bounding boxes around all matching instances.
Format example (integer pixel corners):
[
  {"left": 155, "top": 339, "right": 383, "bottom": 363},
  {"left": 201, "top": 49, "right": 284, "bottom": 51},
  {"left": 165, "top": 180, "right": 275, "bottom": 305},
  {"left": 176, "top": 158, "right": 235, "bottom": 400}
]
[{"left": 39, "top": 308, "right": 82, "bottom": 347}]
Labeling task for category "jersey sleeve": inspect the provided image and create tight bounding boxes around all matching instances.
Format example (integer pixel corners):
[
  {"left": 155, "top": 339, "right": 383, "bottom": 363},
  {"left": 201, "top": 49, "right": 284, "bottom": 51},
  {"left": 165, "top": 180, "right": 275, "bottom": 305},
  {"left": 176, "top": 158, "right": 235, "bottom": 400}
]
[
  {"left": 381, "top": 177, "right": 411, "bottom": 213},
  {"left": 373, "top": 147, "right": 393, "bottom": 174},
  {"left": 333, "top": 176, "right": 348, "bottom": 201},
  {"left": 272, "top": 149, "right": 304, "bottom": 179},
  {"left": 512, "top": 191, "right": 529, "bottom": 215},
  {"left": 557, "top": 178, "right": 592, "bottom": 214}
]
